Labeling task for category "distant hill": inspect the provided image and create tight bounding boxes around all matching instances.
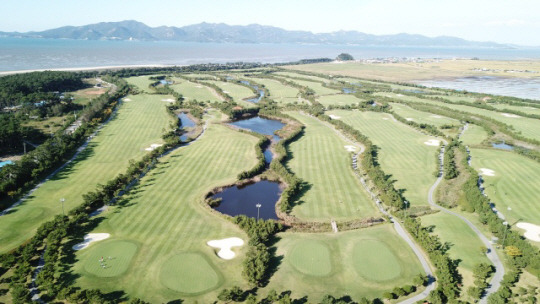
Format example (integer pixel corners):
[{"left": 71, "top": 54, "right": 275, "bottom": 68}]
[{"left": 0, "top": 20, "right": 508, "bottom": 47}]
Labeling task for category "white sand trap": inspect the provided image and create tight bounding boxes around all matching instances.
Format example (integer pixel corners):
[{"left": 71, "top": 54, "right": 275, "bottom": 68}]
[
  {"left": 123, "top": 98, "right": 132, "bottom": 101},
  {"left": 479, "top": 168, "right": 495, "bottom": 176},
  {"left": 223, "top": 90, "right": 230, "bottom": 94},
  {"left": 161, "top": 98, "right": 175, "bottom": 102},
  {"left": 501, "top": 113, "right": 520, "bottom": 118},
  {"left": 424, "top": 139, "right": 441, "bottom": 146},
  {"left": 73, "top": 233, "right": 110, "bottom": 250},
  {"left": 406, "top": 117, "right": 414, "bottom": 121},
  {"left": 431, "top": 115, "right": 443, "bottom": 119},
  {"left": 329, "top": 114, "right": 341, "bottom": 119},
  {"left": 344, "top": 145, "right": 356, "bottom": 152},
  {"left": 195, "top": 85, "right": 203, "bottom": 88},
  {"left": 382, "top": 117, "right": 389, "bottom": 120},
  {"left": 207, "top": 237, "right": 244, "bottom": 260},
  {"left": 144, "top": 143, "right": 163, "bottom": 151},
  {"left": 516, "top": 222, "right": 540, "bottom": 242},
  {"left": 397, "top": 94, "right": 404, "bottom": 97}
]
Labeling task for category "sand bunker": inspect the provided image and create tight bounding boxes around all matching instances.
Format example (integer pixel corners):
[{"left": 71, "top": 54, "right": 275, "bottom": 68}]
[
  {"left": 501, "top": 113, "right": 520, "bottom": 118},
  {"left": 73, "top": 233, "right": 110, "bottom": 250},
  {"left": 344, "top": 145, "right": 356, "bottom": 152},
  {"left": 382, "top": 117, "right": 389, "bottom": 120},
  {"left": 424, "top": 139, "right": 441, "bottom": 146},
  {"left": 406, "top": 118, "right": 414, "bottom": 121},
  {"left": 161, "top": 98, "right": 175, "bottom": 102},
  {"left": 479, "top": 168, "right": 495, "bottom": 176},
  {"left": 516, "top": 222, "right": 540, "bottom": 242},
  {"left": 207, "top": 237, "right": 244, "bottom": 260},
  {"left": 123, "top": 98, "right": 132, "bottom": 101},
  {"left": 329, "top": 114, "right": 341, "bottom": 119},
  {"left": 223, "top": 90, "right": 230, "bottom": 94},
  {"left": 431, "top": 115, "right": 443, "bottom": 119},
  {"left": 145, "top": 144, "right": 163, "bottom": 151}
]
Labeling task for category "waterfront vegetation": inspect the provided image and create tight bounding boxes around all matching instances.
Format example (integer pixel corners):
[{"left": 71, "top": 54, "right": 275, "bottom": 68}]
[{"left": 0, "top": 64, "right": 539, "bottom": 303}]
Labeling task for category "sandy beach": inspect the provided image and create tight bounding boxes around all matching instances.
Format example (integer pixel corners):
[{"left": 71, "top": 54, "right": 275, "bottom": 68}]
[{"left": 0, "top": 64, "right": 177, "bottom": 76}]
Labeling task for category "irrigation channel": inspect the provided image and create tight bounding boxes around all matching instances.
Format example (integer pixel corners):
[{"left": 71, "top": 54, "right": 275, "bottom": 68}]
[
  {"left": 426, "top": 124, "right": 504, "bottom": 303},
  {"left": 240, "top": 80, "right": 265, "bottom": 103},
  {"left": 210, "top": 115, "right": 285, "bottom": 219}
]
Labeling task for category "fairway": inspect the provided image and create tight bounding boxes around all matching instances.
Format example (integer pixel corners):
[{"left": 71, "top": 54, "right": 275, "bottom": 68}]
[
  {"left": 0, "top": 94, "right": 174, "bottom": 253},
  {"left": 247, "top": 77, "right": 301, "bottom": 104},
  {"left": 422, "top": 212, "right": 491, "bottom": 287},
  {"left": 171, "top": 79, "right": 223, "bottom": 102},
  {"left": 278, "top": 78, "right": 340, "bottom": 96},
  {"left": 160, "top": 252, "right": 221, "bottom": 294},
  {"left": 125, "top": 76, "right": 157, "bottom": 92},
  {"left": 329, "top": 110, "right": 439, "bottom": 206},
  {"left": 285, "top": 112, "right": 377, "bottom": 221},
  {"left": 460, "top": 124, "right": 489, "bottom": 146},
  {"left": 263, "top": 225, "right": 424, "bottom": 301},
  {"left": 73, "top": 122, "right": 258, "bottom": 302},
  {"left": 389, "top": 103, "right": 460, "bottom": 128},
  {"left": 469, "top": 148, "right": 540, "bottom": 227},
  {"left": 82, "top": 240, "right": 139, "bottom": 277},
  {"left": 205, "top": 80, "right": 257, "bottom": 107},
  {"left": 317, "top": 94, "right": 364, "bottom": 107}
]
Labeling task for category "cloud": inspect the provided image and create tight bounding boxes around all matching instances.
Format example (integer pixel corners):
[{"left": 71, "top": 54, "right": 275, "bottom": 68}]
[{"left": 485, "top": 19, "right": 527, "bottom": 26}]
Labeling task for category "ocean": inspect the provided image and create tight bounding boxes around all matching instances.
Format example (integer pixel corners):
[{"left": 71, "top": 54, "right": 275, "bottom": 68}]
[{"left": 2, "top": 37, "right": 540, "bottom": 72}]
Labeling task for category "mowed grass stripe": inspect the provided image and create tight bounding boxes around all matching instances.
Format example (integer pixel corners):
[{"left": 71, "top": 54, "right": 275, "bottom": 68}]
[
  {"left": 285, "top": 112, "right": 377, "bottom": 221},
  {"left": 470, "top": 148, "right": 540, "bottom": 226},
  {"left": 330, "top": 110, "right": 439, "bottom": 206},
  {"left": 74, "top": 123, "right": 258, "bottom": 303},
  {"left": 0, "top": 94, "right": 174, "bottom": 253}
]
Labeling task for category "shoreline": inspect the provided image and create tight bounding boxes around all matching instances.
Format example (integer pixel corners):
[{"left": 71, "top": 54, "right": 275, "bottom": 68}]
[{"left": 0, "top": 64, "right": 179, "bottom": 76}]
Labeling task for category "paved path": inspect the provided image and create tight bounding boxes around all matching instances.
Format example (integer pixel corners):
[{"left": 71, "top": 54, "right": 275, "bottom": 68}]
[{"left": 428, "top": 139, "right": 504, "bottom": 303}]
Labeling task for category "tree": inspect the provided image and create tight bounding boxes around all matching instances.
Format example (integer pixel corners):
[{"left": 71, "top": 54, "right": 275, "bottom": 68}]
[
  {"left": 505, "top": 245, "right": 522, "bottom": 257},
  {"left": 336, "top": 53, "right": 354, "bottom": 61}
]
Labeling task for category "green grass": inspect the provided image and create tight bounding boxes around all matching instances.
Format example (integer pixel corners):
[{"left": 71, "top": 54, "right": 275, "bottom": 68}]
[
  {"left": 329, "top": 110, "right": 439, "bottom": 206},
  {"left": 421, "top": 212, "right": 491, "bottom": 290},
  {"left": 389, "top": 102, "right": 460, "bottom": 127},
  {"left": 278, "top": 78, "right": 340, "bottom": 96},
  {"left": 170, "top": 79, "right": 223, "bottom": 103},
  {"left": 82, "top": 240, "right": 139, "bottom": 278},
  {"left": 262, "top": 225, "right": 424, "bottom": 301},
  {"left": 469, "top": 148, "right": 540, "bottom": 226},
  {"left": 317, "top": 94, "right": 365, "bottom": 107},
  {"left": 274, "top": 71, "right": 331, "bottom": 83},
  {"left": 160, "top": 252, "right": 221, "bottom": 294},
  {"left": 247, "top": 77, "right": 301, "bottom": 104},
  {"left": 490, "top": 103, "right": 540, "bottom": 115},
  {"left": 460, "top": 124, "right": 489, "bottom": 146},
  {"left": 125, "top": 76, "right": 156, "bottom": 92},
  {"left": 0, "top": 94, "right": 174, "bottom": 253},
  {"left": 73, "top": 122, "right": 259, "bottom": 302},
  {"left": 205, "top": 80, "right": 257, "bottom": 108},
  {"left": 285, "top": 112, "right": 378, "bottom": 221},
  {"left": 378, "top": 92, "right": 540, "bottom": 143}
]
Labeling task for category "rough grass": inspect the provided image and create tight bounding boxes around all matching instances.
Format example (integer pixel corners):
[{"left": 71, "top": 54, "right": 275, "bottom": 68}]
[
  {"left": 273, "top": 71, "right": 331, "bottom": 83},
  {"left": 285, "top": 112, "right": 378, "bottom": 221},
  {"left": 469, "top": 148, "right": 540, "bottom": 226},
  {"left": 262, "top": 224, "right": 424, "bottom": 301},
  {"left": 278, "top": 78, "right": 340, "bottom": 96},
  {"left": 170, "top": 79, "right": 223, "bottom": 103},
  {"left": 329, "top": 110, "right": 439, "bottom": 206},
  {"left": 73, "top": 123, "right": 258, "bottom": 302},
  {"left": 0, "top": 94, "right": 174, "bottom": 253}
]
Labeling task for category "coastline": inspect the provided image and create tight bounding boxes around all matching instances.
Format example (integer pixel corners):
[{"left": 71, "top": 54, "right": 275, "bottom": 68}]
[{"left": 0, "top": 64, "right": 177, "bottom": 76}]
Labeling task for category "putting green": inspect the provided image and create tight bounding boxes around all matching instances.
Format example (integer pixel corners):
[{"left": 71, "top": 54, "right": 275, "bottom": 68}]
[
  {"left": 160, "top": 252, "right": 220, "bottom": 294},
  {"left": 352, "top": 239, "right": 401, "bottom": 281},
  {"left": 83, "top": 240, "right": 138, "bottom": 277},
  {"left": 289, "top": 240, "right": 333, "bottom": 276}
]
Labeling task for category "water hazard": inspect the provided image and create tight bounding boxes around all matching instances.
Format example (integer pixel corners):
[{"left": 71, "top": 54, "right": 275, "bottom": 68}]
[
  {"left": 229, "top": 116, "right": 284, "bottom": 142},
  {"left": 178, "top": 112, "right": 196, "bottom": 141},
  {"left": 240, "top": 80, "right": 265, "bottom": 103},
  {"left": 212, "top": 180, "right": 282, "bottom": 220},
  {"left": 492, "top": 141, "right": 514, "bottom": 150}
]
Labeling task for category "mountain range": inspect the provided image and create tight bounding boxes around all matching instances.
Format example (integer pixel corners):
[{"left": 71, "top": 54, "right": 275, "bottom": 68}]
[{"left": 0, "top": 20, "right": 508, "bottom": 47}]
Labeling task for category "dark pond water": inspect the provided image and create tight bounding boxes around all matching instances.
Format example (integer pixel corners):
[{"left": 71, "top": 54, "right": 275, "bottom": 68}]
[
  {"left": 240, "top": 80, "right": 265, "bottom": 103},
  {"left": 178, "top": 112, "right": 196, "bottom": 128},
  {"left": 229, "top": 116, "right": 284, "bottom": 142},
  {"left": 492, "top": 141, "right": 514, "bottom": 150},
  {"left": 342, "top": 88, "right": 356, "bottom": 94},
  {"left": 212, "top": 180, "right": 281, "bottom": 220}
]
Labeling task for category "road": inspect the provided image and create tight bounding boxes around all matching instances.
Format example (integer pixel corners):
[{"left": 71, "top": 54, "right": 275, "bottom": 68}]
[{"left": 428, "top": 140, "right": 504, "bottom": 303}]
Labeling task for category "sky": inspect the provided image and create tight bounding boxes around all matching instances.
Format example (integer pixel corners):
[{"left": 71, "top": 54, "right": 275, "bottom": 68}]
[{"left": 1, "top": 0, "right": 539, "bottom": 46}]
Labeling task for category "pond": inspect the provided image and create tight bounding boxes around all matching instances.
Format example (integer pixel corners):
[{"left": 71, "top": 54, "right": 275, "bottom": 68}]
[
  {"left": 0, "top": 160, "right": 13, "bottom": 169},
  {"left": 229, "top": 116, "right": 284, "bottom": 142},
  {"left": 342, "top": 88, "right": 356, "bottom": 94},
  {"left": 492, "top": 141, "right": 514, "bottom": 150},
  {"left": 212, "top": 180, "right": 282, "bottom": 220},
  {"left": 178, "top": 112, "right": 196, "bottom": 141},
  {"left": 401, "top": 89, "right": 426, "bottom": 94},
  {"left": 241, "top": 80, "right": 265, "bottom": 103}
]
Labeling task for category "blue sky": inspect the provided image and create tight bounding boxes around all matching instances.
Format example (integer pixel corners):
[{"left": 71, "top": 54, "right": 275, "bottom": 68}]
[{"left": 2, "top": 0, "right": 539, "bottom": 46}]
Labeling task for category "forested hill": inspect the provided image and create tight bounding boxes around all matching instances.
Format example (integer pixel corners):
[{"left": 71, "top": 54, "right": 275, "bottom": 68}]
[{"left": 0, "top": 20, "right": 507, "bottom": 47}]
